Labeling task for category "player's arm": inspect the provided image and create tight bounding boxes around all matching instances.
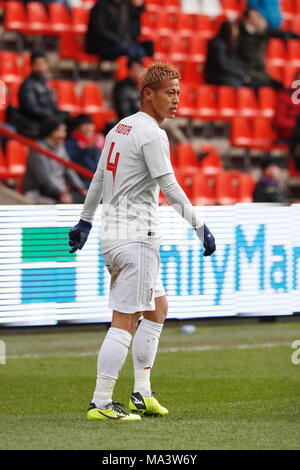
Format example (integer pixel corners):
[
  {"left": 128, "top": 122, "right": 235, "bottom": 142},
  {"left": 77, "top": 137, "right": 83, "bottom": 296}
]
[
  {"left": 156, "top": 173, "right": 216, "bottom": 256},
  {"left": 68, "top": 163, "right": 104, "bottom": 253},
  {"left": 142, "top": 136, "right": 216, "bottom": 256}
]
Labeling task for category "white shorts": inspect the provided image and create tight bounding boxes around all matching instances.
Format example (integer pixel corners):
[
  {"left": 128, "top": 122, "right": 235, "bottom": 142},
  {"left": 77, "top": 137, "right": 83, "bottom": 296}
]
[{"left": 103, "top": 242, "right": 165, "bottom": 314}]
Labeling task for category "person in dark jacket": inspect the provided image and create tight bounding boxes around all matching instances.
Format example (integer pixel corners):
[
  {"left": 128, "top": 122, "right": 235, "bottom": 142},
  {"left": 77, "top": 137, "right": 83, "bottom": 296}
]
[
  {"left": 24, "top": 117, "right": 87, "bottom": 204},
  {"left": 204, "top": 21, "right": 253, "bottom": 87},
  {"left": 238, "top": 8, "right": 300, "bottom": 88},
  {"left": 66, "top": 114, "right": 104, "bottom": 189},
  {"left": 113, "top": 57, "right": 143, "bottom": 120},
  {"left": 85, "top": 0, "right": 148, "bottom": 60},
  {"left": 7, "top": 51, "right": 68, "bottom": 139},
  {"left": 253, "top": 157, "right": 288, "bottom": 203}
]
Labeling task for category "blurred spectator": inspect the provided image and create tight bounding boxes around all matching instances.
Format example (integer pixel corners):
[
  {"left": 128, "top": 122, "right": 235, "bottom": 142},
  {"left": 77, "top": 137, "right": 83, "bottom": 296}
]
[
  {"left": 85, "top": 0, "right": 150, "bottom": 60},
  {"left": 7, "top": 51, "right": 69, "bottom": 139},
  {"left": 24, "top": 117, "right": 87, "bottom": 204},
  {"left": 129, "top": 0, "right": 154, "bottom": 58},
  {"left": 238, "top": 8, "right": 300, "bottom": 88},
  {"left": 204, "top": 21, "right": 253, "bottom": 87},
  {"left": 113, "top": 57, "right": 144, "bottom": 120},
  {"left": 253, "top": 157, "right": 288, "bottom": 203},
  {"left": 66, "top": 114, "right": 104, "bottom": 188},
  {"left": 248, "top": 0, "right": 282, "bottom": 30},
  {"left": 181, "top": 0, "right": 222, "bottom": 17}
]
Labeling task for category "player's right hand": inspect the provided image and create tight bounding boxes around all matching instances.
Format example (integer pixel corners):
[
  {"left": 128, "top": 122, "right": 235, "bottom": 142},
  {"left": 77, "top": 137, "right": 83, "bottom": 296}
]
[
  {"left": 68, "top": 219, "right": 92, "bottom": 253},
  {"left": 195, "top": 224, "right": 216, "bottom": 257}
]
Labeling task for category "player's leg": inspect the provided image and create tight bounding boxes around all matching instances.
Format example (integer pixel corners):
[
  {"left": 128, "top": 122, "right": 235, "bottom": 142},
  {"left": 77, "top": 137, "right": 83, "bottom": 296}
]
[
  {"left": 88, "top": 310, "right": 142, "bottom": 421},
  {"left": 130, "top": 277, "right": 169, "bottom": 416},
  {"left": 88, "top": 244, "right": 146, "bottom": 422}
]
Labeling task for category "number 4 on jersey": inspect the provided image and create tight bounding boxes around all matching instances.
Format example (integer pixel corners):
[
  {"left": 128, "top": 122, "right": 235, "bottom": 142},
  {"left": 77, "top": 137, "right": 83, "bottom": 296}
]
[{"left": 106, "top": 142, "right": 120, "bottom": 184}]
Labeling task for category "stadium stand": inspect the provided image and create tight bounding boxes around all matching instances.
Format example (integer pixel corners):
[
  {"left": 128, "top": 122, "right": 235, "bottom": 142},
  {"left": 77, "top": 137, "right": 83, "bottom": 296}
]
[{"left": 0, "top": 0, "right": 299, "bottom": 204}]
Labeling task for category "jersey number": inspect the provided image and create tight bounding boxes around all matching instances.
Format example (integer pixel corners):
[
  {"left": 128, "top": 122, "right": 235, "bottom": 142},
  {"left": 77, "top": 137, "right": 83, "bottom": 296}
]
[{"left": 106, "top": 142, "right": 120, "bottom": 184}]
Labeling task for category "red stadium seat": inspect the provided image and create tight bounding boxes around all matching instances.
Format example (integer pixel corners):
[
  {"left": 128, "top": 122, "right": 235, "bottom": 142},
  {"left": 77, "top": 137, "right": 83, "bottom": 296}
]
[
  {"left": 295, "top": 0, "right": 300, "bottom": 15},
  {"left": 140, "top": 11, "right": 158, "bottom": 40},
  {"left": 283, "top": 63, "right": 300, "bottom": 88},
  {"left": 144, "top": 0, "right": 161, "bottom": 12},
  {"left": 71, "top": 7, "right": 89, "bottom": 34},
  {"left": 6, "top": 140, "right": 28, "bottom": 178},
  {"left": 0, "top": 51, "right": 22, "bottom": 85},
  {"left": 191, "top": 173, "right": 217, "bottom": 205},
  {"left": 175, "top": 12, "right": 194, "bottom": 38},
  {"left": 7, "top": 82, "right": 21, "bottom": 107},
  {"left": 291, "top": 15, "right": 300, "bottom": 35},
  {"left": 217, "top": 86, "right": 238, "bottom": 120},
  {"left": 287, "top": 39, "right": 300, "bottom": 67},
  {"left": 175, "top": 173, "right": 193, "bottom": 199},
  {"left": 115, "top": 56, "right": 129, "bottom": 81},
  {"left": 156, "top": 10, "right": 176, "bottom": 35},
  {"left": 258, "top": 87, "right": 277, "bottom": 119},
  {"left": 237, "top": 87, "right": 258, "bottom": 118},
  {"left": 236, "top": 172, "right": 256, "bottom": 203},
  {"left": 194, "top": 85, "right": 217, "bottom": 121},
  {"left": 4, "top": 1, "right": 27, "bottom": 32},
  {"left": 215, "top": 172, "right": 237, "bottom": 205},
  {"left": 281, "top": 0, "right": 294, "bottom": 20},
  {"left": 164, "top": 0, "right": 180, "bottom": 12},
  {"left": 266, "top": 38, "right": 286, "bottom": 67},
  {"left": 176, "top": 142, "right": 199, "bottom": 173},
  {"left": 221, "top": 0, "right": 242, "bottom": 20},
  {"left": 81, "top": 82, "right": 105, "bottom": 114},
  {"left": 189, "top": 35, "right": 208, "bottom": 64},
  {"left": 169, "top": 36, "right": 190, "bottom": 62},
  {"left": 0, "top": 149, "right": 9, "bottom": 180},
  {"left": 199, "top": 144, "right": 223, "bottom": 175},
  {"left": 230, "top": 117, "right": 252, "bottom": 147},
  {"left": 26, "top": 2, "right": 50, "bottom": 35},
  {"left": 251, "top": 117, "right": 277, "bottom": 150},
  {"left": 48, "top": 2, "right": 70, "bottom": 34},
  {"left": 59, "top": 32, "right": 98, "bottom": 65},
  {"left": 176, "top": 84, "right": 197, "bottom": 117},
  {"left": 193, "top": 15, "right": 216, "bottom": 39},
  {"left": 180, "top": 61, "right": 204, "bottom": 85},
  {"left": 55, "top": 80, "right": 81, "bottom": 115},
  {"left": 267, "top": 63, "right": 284, "bottom": 83}
]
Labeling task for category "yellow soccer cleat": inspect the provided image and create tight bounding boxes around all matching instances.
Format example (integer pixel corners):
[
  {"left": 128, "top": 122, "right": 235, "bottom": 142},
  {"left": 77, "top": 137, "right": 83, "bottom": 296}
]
[
  {"left": 129, "top": 392, "right": 169, "bottom": 416},
  {"left": 87, "top": 401, "right": 141, "bottom": 422}
]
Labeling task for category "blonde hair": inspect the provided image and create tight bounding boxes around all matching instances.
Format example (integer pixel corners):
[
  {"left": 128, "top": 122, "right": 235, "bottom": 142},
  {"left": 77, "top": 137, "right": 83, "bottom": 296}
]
[{"left": 140, "top": 62, "right": 181, "bottom": 94}]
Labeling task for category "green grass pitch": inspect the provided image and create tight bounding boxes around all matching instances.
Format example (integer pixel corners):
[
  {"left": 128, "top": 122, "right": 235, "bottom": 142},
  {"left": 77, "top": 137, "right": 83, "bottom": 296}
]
[{"left": 0, "top": 321, "right": 300, "bottom": 450}]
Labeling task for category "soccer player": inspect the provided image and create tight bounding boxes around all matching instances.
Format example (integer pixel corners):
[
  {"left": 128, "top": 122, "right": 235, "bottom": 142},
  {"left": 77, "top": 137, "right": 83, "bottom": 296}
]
[{"left": 69, "top": 63, "right": 216, "bottom": 421}]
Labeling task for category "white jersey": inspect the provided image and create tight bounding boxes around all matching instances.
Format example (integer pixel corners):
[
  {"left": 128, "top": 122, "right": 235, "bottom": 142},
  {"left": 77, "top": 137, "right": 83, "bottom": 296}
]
[{"left": 82, "top": 111, "right": 174, "bottom": 254}]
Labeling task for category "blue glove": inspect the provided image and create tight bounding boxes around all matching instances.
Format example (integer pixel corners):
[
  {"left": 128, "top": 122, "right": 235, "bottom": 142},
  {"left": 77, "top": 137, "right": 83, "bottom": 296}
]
[
  {"left": 68, "top": 219, "right": 92, "bottom": 253},
  {"left": 195, "top": 224, "right": 216, "bottom": 257}
]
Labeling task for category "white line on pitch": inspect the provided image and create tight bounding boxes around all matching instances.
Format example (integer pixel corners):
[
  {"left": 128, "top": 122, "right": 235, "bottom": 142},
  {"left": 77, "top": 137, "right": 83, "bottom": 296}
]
[{"left": 6, "top": 342, "right": 290, "bottom": 359}]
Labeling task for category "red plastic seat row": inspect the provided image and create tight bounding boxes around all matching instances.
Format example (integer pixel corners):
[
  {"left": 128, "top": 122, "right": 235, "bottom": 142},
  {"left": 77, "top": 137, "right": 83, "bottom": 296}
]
[
  {"left": 4, "top": 1, "right": 89, "bottom": 36},
  {"left": 164, "top": 170, "right": 255, "bottom": 206},
  {"left": 177, "top": 85, "right": 278, "bottom": 121},
  {"left": 48, "top": 80, "right": 116, "bottom": 129},
  {"left": 230, "top": 117, "right": 289, "bottom": 151},
  {"left": 141, "top": 11, "right": 217, "bottom": 40}
]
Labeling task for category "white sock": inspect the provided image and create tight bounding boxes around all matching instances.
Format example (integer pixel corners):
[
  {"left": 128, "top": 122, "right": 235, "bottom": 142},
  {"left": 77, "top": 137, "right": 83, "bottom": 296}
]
[
  {"left": 92, "top": 327, "right": 132, "bottom": 409},
  {"left": 132, "top": 318, "right": 163, "bottom": 398}
]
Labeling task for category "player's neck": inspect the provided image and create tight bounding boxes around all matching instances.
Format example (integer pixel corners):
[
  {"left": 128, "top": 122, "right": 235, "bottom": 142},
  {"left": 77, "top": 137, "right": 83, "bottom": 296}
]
[{"left": 140, "top": 106, "right": 164, "bottom": 126}]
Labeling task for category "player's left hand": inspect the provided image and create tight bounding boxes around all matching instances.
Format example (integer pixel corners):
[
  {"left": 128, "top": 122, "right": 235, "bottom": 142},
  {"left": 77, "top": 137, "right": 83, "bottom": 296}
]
[
  {"left": 195, "top": 224, "right": 216, "bottom": 257},
  {"left": 68, "top": 219, "right": 92, "bottom": 253}
]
